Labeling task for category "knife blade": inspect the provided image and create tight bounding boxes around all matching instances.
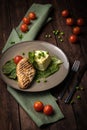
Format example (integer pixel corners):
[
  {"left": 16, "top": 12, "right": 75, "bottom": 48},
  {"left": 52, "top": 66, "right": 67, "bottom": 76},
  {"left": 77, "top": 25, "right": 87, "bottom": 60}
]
[{"left": 64, "top": 64, "right": 87, "bottom": 104}]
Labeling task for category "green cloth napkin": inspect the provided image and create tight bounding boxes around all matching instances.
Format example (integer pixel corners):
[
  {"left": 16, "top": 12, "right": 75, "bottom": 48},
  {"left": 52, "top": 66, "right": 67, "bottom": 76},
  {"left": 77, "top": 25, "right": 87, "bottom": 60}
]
[
  {"left": 7, "top": 87, "right": 64, "bottom": 127},
  {"left": 2, "top": 3, "right": 64, "bottom": 127}
]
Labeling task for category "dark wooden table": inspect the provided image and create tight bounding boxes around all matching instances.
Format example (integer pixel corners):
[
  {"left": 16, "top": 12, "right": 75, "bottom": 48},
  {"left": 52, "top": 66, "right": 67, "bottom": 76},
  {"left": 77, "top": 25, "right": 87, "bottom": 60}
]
[{"left": 0, "top": 0, "right": 87, "bottom": 130}]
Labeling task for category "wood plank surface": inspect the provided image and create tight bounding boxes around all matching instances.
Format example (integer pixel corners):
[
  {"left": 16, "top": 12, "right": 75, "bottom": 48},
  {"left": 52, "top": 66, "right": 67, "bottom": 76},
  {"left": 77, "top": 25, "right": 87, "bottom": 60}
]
[{"left": 0, "top": 0, "right": 87, "bottom": 130}]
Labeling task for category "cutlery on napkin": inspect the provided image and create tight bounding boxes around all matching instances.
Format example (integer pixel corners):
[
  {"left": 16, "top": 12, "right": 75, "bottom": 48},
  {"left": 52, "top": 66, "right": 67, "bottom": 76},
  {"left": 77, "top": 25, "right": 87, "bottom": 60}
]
[{"left": 2, "top": 3, "right": 64, "bottom": 127}]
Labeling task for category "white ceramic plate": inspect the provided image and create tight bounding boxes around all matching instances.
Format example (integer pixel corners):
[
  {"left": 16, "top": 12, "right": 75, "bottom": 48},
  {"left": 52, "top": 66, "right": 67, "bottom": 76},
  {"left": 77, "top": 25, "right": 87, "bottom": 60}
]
[{"left": 0, "top": 41, "right": 69, "bottom": 92}]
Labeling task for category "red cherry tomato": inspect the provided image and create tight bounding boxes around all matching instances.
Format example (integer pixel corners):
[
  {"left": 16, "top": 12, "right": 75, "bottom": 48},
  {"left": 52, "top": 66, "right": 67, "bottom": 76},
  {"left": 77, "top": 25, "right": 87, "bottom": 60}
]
[
  {"left": 77, "top": 18, "right": 84, "bottom": 26},
  {"left": 69, "top": 34, "right": 78, "bottom": 43},
  {"left": 14, "top": 55, "right": 23, "bottom": 64},
  {"left": 28, "top": 12, "right": 36, "bottom": 20},
  {"left": 73, "top": 26, "right": 81, "bottom": 35},
  {"left": 66, "top": 18, "right": 74, "bottom": 26},
  {"left": 20, "top": 24, "right": 29, "bottom": 32},
  {"left": 34, "top": 101, "right": 44, "bottom": 112},
  {"left": 61, "top": 9, "right": 69, "bottom": 17},
  {"left": 23, "top": 17, "right": 30, "bottom": 25},
  {"left": 43, "top": 105, "right": 53, "bottom": 115}
]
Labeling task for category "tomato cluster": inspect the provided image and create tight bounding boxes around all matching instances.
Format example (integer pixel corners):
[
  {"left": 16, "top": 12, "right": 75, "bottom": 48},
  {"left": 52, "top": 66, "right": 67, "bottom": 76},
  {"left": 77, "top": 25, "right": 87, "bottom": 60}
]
[
  {"left": 33, "top": 101, "right": 54, "bottom": 116},
  {"left": 61, "top": 9, "right": 84, "bottom": 43},
  {"left": 20, "top": 12, "right": 36, "bottom": 33}
]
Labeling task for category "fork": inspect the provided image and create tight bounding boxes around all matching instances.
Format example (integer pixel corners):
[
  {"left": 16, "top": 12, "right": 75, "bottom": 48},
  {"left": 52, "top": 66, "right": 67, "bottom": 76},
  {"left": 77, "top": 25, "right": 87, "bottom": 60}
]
[
  {"left": 58, "top": 60, "right": 80, "bottom": 100},
  {"left": 65, "top": 63, "right": 87, "bottom": 104}
]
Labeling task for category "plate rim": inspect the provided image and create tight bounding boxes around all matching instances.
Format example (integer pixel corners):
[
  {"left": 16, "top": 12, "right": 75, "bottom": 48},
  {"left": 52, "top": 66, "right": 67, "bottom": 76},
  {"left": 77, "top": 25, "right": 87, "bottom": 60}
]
[{"left": 0, "top": 40, "right": 70, "bottom": 92}]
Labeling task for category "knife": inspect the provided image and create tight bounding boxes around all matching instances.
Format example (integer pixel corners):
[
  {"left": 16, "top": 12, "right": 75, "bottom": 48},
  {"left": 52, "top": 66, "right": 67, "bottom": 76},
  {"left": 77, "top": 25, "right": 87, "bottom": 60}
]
[{"left": 64, "top": 64, "right": 87, "bottom": 104}]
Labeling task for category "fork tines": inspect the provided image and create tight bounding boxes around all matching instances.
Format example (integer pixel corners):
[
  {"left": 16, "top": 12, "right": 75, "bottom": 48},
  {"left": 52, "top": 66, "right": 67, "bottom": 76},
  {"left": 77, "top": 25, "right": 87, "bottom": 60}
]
[{"left": 72, "top": 60, "right": 80, "bottom": 72}]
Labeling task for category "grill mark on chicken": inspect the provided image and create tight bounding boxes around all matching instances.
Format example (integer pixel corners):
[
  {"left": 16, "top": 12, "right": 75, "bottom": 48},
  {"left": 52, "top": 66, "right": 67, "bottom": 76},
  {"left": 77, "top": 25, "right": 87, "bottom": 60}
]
[{"left": 16, "top": 58, "right": 36, "bottom": 89}]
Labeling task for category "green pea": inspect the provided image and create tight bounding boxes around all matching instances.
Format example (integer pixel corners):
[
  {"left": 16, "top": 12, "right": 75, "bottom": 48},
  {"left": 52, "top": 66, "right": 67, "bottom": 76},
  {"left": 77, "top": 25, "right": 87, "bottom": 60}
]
[
  {"left": 48, "top": 34, "right": 51, "bottom": 38},
  {"left": 76, "top": 86, "right": 80, "bottom": 90},
  {"left": 44, "top": 79, "right": 47, "bottom": 82},
  {"left": 77, "top": 95, "right": 81, "bottom": 99},
  {"left": 45, "top": 34, "right": 48, "bottom": 38},
  {"left": 53, "top": 30, "right": 56, "bottom": 34},
  {"left": 70, "top": 100, "right": 74, "bottom": 104},
  {"left": 80, "top": 87, "right": 84, "bottom": 91},
  {"left": 60, "top": 39, "right": 63, "bottom": 42},
  {"left": 58, "top": 36, "right": 61, "bottom": 39},
  {"left": 36, "top": 80, "right": 40, "bottom": 83},
  {"left": 60, "top": 31, "right": 64, "bottom": 35}
]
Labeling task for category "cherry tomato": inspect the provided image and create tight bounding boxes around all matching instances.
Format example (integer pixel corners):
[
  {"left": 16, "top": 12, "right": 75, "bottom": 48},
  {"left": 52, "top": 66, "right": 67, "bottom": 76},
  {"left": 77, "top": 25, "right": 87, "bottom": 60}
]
[
  {"left": 20, "top": 24, "right": 29, "bottom": 32},
  {"left": 23, "top": 17, "right": 30, "bottom": 25},
  {"left": 34, "top": 101, "right": 44, "bottom": 112},
  {"left": 66, "top": 18, "right": 74, "bottom": 26},
  {"left": 43, "top": 105, "right": 53, "bottom": 115},
  {"left": 14, "top": 55, "right": 23, "bottom": 64},
  {"left": 69, "top": 34, "right": 78, "bottom": 43},
  {"left": 28, "top": 12, "right": 36, "bottom": 20},
  {"left": 77, "top": 18, "right": 84, "bottom": 26},
  {"left": 73, "top": 26, "right": 81, "bottom": 35},
  {"left": 61, "top": 9, "right": 69, "bottom": 17}
]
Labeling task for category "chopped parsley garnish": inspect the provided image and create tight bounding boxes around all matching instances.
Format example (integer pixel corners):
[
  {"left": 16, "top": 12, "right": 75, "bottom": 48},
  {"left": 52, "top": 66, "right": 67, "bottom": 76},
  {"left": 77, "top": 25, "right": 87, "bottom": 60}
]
[
  {"left": 18, "top": 34, "right": 23, "bottom": 39},
  {"left": 10, "top": 41, "right": 15, "bottom": 44}
]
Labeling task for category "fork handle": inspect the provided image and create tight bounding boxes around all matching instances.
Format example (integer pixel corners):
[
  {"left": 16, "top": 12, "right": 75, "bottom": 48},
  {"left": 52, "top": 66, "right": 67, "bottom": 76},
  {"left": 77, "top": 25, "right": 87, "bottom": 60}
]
[{"left": 64, "top": 80, "right": 78, "bottom": 103}]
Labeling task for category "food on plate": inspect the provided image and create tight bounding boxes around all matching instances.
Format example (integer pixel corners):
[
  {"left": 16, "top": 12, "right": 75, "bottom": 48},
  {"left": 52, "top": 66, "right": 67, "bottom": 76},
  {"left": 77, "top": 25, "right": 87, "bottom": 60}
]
[
  {"left": 66, "top": 18, "right": 74, "bottom": 26},
  {"left": 28, "top": 12, "right": 36, "bottom": 20},
  {"left": 77, "top": 18, "right": 84, "bottom": 26},
  {"left": 61, "top": 9, "right": 69, "bottom": 17},
  {"left": 23, "top": 17, "right": 30, "bottom": 25},
  {"left": 2, "top": 59, "right": 17, "bottom": 79},
  {"left": 14, "top": 55, "right": 23, "bottom": 64},
  {"left": 72, "top": 26, "right": 81, "bottom": 35},
  {"left": 69, "top": 34, "right": 78, "bottom": 43},
  {"left": 20, "top": 23, "right": 29, "bottom": 32},
  {"left": 43, "top": 104, "right": 53, "bottom": 115},
  {"left": 28, "top": 50, "right": 62, "bottom": 80},
  {"left": 16, "top": 58, "right": 36, "bottom": 89},
  {"left": 2, "top": 50, "right": 62, "bottom": 89},
  {"left": 30, "top": 50, "right": 51, "bottom": 71},
  {"left": 34, "top": 101, "right": 44, "bottom": 112}
]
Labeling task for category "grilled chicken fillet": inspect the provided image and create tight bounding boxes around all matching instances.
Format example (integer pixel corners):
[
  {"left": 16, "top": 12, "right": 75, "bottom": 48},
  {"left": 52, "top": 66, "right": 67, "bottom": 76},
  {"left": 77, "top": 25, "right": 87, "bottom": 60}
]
[{"left": 16, "top": 58, "right": 36, "bottom": 89}]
